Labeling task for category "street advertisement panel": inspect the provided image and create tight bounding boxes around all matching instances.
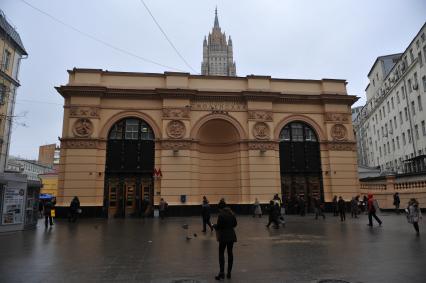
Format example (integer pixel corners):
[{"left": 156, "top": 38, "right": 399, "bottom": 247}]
[{"left": 2, "top": 187, "right": 25, "bottom": 225}]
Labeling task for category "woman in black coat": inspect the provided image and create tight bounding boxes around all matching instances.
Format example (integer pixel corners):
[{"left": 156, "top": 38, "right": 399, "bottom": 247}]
[{"left": 213, "top": 205, "right": 237, "bottom": 280}]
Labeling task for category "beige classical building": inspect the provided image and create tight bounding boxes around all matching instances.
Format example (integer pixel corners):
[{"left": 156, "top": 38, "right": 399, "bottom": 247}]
[{"left": 56, "top": 69, "right": 359, "bottom": 216}]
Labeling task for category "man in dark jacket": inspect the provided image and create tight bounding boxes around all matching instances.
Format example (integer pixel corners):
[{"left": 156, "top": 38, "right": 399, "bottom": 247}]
[
  {"left": 213, "top": 204, "right": 237, "bottom": 280},
  {"left": 44, "top": 198, "right": 55, "bottom": 227},
  {"left": 69, "top": 196, "right": 80, "bottom": 223},
  {"left": 393, "top": 192, "right": 400, "bottom": 214},
  {"left": 201, "top": 196, "right": 213, "bottom": 232},
  {"left": 313, "top": 196, "right": 325, "bottom": 220},
  {"left": 266, "top": 200, "right": 280, "bottom": 229}
]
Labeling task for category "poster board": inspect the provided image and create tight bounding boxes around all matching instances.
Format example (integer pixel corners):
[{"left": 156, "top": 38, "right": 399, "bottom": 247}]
[{"left": 2, "top": 187, "right": 25, "bottom": 225}]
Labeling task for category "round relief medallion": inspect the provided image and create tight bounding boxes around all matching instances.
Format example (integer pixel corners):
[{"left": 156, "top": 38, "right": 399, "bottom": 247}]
[
  {"left": 253, "top": 122, "right": 270, "bottom": 140},
  {"left": 166, "top": 120, "right": 186, "bottom": 139},
  {"left": 72, "top": 118, "right": 94, "bottom": 138},
  {"left": 331, "top": 124, "right": 347, "bottom": 141}
]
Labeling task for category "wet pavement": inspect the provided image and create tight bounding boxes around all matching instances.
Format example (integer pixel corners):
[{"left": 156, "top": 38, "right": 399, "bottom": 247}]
[{"left": 0, "top": 213, "right": 425, "bottom": 283}]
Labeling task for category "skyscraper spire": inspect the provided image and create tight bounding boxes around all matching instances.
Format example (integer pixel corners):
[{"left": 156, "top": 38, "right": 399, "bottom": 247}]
[
  {"left": 201, "top": 8, "right": 236, "bottom": 76},
  {"left": 214, "top": 7, "right": 219, "bottom": 28}
]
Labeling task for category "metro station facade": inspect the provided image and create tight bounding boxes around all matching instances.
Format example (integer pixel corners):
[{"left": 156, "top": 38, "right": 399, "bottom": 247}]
[{"left": 56, "top": 69, "right": 359, "bottom": 216}]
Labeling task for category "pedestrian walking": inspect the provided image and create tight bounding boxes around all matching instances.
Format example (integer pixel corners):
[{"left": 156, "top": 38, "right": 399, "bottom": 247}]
[
  {"left": 351, "top": 196, "right": 359, "bottom": 218},
  {"left": 338, "top": 196, "right": 346, "bottom": 221},
  {"left": 266, "top": 200, "right": 280, "bottom": 228},
  {"left": 38, "top": 199, "right": 44, "bottom": 218},
  {"left": 406, "top": 198, "right": 422, "bottom": 235},
  {"left": 213, "top": 203, "right": 237, "bottom": 280},
  {"left": 362, "top": 195, "right": 368, "bottom": 214},
  {"left": 43, "top": 198, "right": 55, "bottom": 227},
  {"left": 68, "top": 196, "right": 80, "bottom": 222},
  {"left": 332, "top": 195, "right": 338, "bottom": 216},
  {"left": 253, "top": 198, "right": 262, "bottom": 218},
  {"left": 218, "top": 198, "right": 226, "bottom": 210},
  {"left": 313, "top": 196, "right": 325, "bottom": 220},
  {"left": 159, "top": 198, "right": 168, "bottom": 219},
  {"left": 393, "top": 192, "right": 401, "bottom": 214},
  {"left": 299, "top": 196, "right": 306, "bottom": 216},
  {"left": 367, "top": 194, "right": 382, "bottom": 227},
  {"left": 201, "top": 196, "right": 213, "bottom": 232}
]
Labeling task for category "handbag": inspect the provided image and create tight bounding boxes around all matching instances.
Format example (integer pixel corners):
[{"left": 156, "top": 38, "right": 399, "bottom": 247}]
[{"left": 51, "top": 209, "right": 56, "bottom": 218}]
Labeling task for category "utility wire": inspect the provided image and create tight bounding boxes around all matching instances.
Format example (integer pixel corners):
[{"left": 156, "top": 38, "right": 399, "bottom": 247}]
[
  {"left": 139, "top": 0, "right": 198, "bottom": 74},
  {"left": 19, "top": 0, "right": 187, "bottom": 72},
  {"left": 16, "top": 99, "right": 63, "bottom": 106}
]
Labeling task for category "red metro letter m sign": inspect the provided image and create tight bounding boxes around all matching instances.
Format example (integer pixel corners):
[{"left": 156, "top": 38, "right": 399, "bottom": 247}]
[{"left": 153, "top": 168, "right": 162, "bottom": 179}]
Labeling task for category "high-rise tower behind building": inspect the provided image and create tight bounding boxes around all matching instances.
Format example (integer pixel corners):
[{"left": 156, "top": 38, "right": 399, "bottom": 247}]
[{"left": 201, "top": 8, "right": 236, "bottom": 76}]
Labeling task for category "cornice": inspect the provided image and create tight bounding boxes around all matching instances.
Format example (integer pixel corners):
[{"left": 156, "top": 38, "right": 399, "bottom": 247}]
[{"left": 56, "top": 85, "right": 358, "bottom": 105}]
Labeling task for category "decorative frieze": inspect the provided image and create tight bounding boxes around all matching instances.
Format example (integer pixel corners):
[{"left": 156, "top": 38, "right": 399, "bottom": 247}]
[
  {"left": 72, "top": 118, "right": 94, "bottom": 138},
  {"left": 325, "top": 141, "right": 356, "bottom": 151},
  {"left": 248, "top": 110, "right": 273, "bottom": 121},
  {"left": 247, "top": 141, "right": 279, "bottom": 151},
  {"left": 69, "top": 106, "right": 99, "bottom": 118},
  {"left": 191, "top": 101, "right": 247, "bottom": 111},
  {"left": 162, "top": 107, "right": 190, "bottom": 119},
  {"left": 161, "top": 140, "right": 191, "bottom": 150},
  {"left": 61, "top": 138, "right": 105, "bottom": 149},
  {"left": 253, "top": 122, "right": 270, "bottom": 140},
  {"left": 331, "top": 124, "right": 348, "bottom": 141},
  {"left": 325, "top": 112, "right": 349, "bottom": 123},
  {"left": 166, "top": 120, "right": 186, "bottom": 139}
]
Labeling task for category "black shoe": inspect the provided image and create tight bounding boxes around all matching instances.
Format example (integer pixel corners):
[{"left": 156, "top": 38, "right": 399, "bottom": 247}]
[
  {"left": 215, "top": 273, "right": 225, "bottom": 280},
  {"left": 226, "top": 273, "right": 231, "bottom": 279}
]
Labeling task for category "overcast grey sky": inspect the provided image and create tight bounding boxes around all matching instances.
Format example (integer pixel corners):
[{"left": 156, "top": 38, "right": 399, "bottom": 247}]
[{"left": 2, "top": 0, "right": 425, "bottom": 159}]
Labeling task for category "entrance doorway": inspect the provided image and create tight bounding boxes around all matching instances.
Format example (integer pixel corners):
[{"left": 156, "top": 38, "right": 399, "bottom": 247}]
[
  {"left": 279, "top": 122, "right": 323, "bottom": 213},
  {"left": 104, "top": 118, "right": 155, "bottom": 217},
  {"left": 197, "top": 119, "right": 241, "bottom": 203}
]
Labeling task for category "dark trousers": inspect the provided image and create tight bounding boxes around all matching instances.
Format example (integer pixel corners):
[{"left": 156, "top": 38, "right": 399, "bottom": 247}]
[
  {"left": 202, "top": 217, "right": 213, "bottom": 231},
  {"left": 413, "top": 222, "right": 419, "bottom": 233},
  {"left": 45, "top": 215, "right": 53, "bottom": 226},
  {"left": 266, "top": 216, "right": 279, "bottom": 228},
  {"left": 395, "top": 204, "right": 400, "bottom": 214},
  {"left": 368, "top": 212, "right": 382, "bottom": 226},
  {"left": 159, "top": 210, "right": 165, "bottom": 219},
  {"left": 219, "top": 242, "right": 234, "bottom": 275},
  {"left": 339, "top": 210, "right": 346, "bottom": 221},
  {"left": 69, "top": 211, "right": 78, "bottom": 222},
  {"left": 315, "top": 208, "right": 325, "bottom": 219}
]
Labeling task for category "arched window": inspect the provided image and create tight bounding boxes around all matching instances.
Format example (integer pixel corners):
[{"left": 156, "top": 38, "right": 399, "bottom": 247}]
[
  {"left": 108, "top": 118, "right": 154, "bottom": 140},
  {"left": 279, "top": 122, "right": 317, "bottom": 142}
]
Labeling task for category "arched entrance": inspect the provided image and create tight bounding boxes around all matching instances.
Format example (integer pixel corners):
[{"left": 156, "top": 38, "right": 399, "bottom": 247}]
[
  {"left": 197, "top": 119, "right": 242, "bottom": 204},
  {"left": 104, "top": 118, "right": 155, "bottom": 217},
  {"left": 279, "top": 121, "right": 323, "bottom": 213}
]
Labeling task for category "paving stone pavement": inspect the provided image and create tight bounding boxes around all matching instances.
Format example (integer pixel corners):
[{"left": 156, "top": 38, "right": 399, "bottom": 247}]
[{"left": 0, "top": 213, "right": 425, "bottom": 283}]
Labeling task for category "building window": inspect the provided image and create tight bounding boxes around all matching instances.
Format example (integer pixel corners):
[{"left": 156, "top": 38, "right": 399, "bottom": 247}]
[
  {"left": 394, "top": 116, "right": 397, "bottom": 129},
  {"left": 399, "top": 111, "right": 403, "bottom": 125},
  {"left": 391, "top": 97, "right": 394, "bottom": 109},
  {"left": 411, "top": 101, "right": 416, "bottom": 116},
  {"left": 415, "top": 124, "right": 419, "bottom": 140},
  {"left": 387, "top": 101, "right": 390, "bottom": 113},
  {"left": 384, "top": 144, "right": 387, "bottom": 155},
  {"left": 379, "top": 109, "right": 382, "bottom": 119},
  {"left": 408, "top": 129, "right": 412, "bottom": 143},
  {"left": 410, "top": 49, "right": 414, "bottom": 63},
  {"left": 419, "top": 52, "right": 424, "bottom": 66},
  {"left": 401, "top": 86, "right": 405, "bottom": 99},
  {"left": 387, "top": 142, "right": 390, "bottom": 154},
  {"left": 396, "top": 91, "right": 400, "bottom": 104},
  {"left": 379, "top": 146, "right": 382, "bottom": 157},
  {"left": 373, "top": 79, "right": 375, "bottom": 86},
  {"left": 414, "top": 72, "right": 419, "bottom": 88},
  {"left": 1, "top": 49, "right": 11, "bottom": 70},
  {"left": 389, "top": 120, "right": 393, "bottom": 132},
  {"left": 383, "top": 106, "right": 386, "bottom": 118},
  {"left": 408, "top": 79, "right": 412, "bottom": 93},
  {"left": 375, "top": 140, "right": 378, "bottom": 150},
  {"left": 418, "top": 95, "right": 423, "bottom": 111},
  {"left": 0, "top": 84, "right": 6, "bottom": 104},
  {"left": 405, "top": 107, "right": 409, "bottom": 121},
  {"left": 422, "top": 76, "right": 426, "bottom": 92},
  {"left": 403, "top": 133, "right": 406, "bottom": 145},
  {"left": 422, "top": 121, "right": 426, "bottom": 136},
  {"left": 392, "top": 139, "right": 395, "bottom": 151},
  {"left": 396, "top": 136, "right": 400, "bottom": 149}
]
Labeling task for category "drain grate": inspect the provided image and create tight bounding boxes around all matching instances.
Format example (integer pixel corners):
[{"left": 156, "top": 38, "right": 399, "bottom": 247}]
[{"left": 318, "top": 280, "right": 351, "bottom": 283}]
